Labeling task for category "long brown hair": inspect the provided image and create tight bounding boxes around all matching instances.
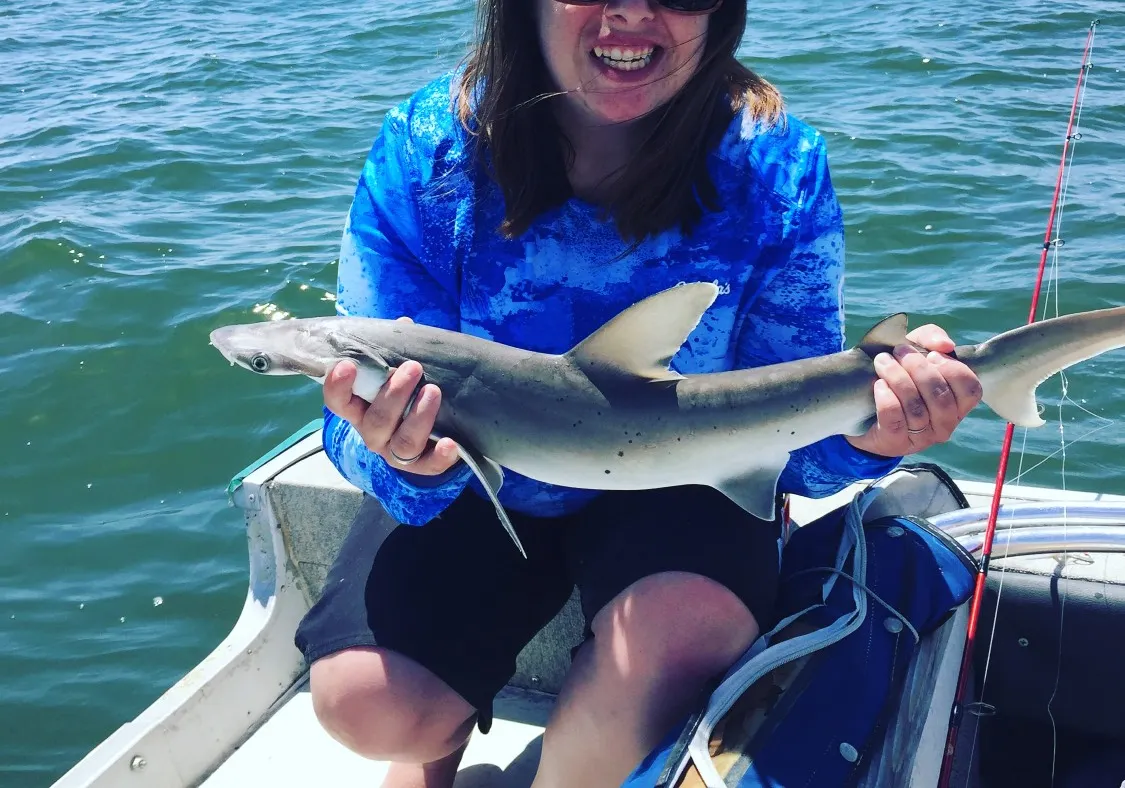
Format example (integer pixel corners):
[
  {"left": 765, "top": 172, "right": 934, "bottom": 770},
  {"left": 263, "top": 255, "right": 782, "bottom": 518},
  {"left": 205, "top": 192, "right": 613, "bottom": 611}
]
[{"left": 455, "top": 0, "right": 784, "bottom": 244}]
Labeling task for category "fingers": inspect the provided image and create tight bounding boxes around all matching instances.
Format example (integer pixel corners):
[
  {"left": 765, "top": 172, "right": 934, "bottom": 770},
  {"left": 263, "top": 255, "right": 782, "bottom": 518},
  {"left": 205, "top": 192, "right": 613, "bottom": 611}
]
[
  {"left": 928, "top": 351, "right": 984, "bottom": 420},
  {"left": 360, "top": 360, "right": 425, "bottom": 450},
  {"left": 388, "top": 383, "right": 439, "bottom": 461},
  {"left": 891, "top": 345, "right": 960, "bottom": 439},
  {"left": 873, "top": 350, "right": 928, "bottom": 443},
  {"left": 324, "top": 356, "right": 460, "bottom": 477},
  {"left": 381, "top": 382, "right": 460, "bottom": 475},
  {"left": 323, "top": 360, "right": 370, "bottom": 425},
  {"left": 906, "top": 323, "right": 956, "bottom": 354},
  {"left": 862, "top": 332, "right": 984, "bottom": 456},
  {"left": 394, "top": 435, "right": 462, "bottom": 476}
]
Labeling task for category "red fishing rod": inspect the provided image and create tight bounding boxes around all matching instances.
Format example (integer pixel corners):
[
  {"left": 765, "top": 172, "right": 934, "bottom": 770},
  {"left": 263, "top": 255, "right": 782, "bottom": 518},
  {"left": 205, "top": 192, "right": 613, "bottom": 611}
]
[{"left": 936, "top": 19, "right": 1100, "bottom": 787}]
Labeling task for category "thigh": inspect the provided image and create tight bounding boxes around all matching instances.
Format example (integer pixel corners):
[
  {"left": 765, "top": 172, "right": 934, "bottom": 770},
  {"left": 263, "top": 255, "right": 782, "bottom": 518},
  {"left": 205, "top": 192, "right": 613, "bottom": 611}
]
[
  {"left": 294, "top": 488, "right": 575, "bottom": 733},
  {"left": 566, "top": 485, "right": 784, "bottom": 634}
]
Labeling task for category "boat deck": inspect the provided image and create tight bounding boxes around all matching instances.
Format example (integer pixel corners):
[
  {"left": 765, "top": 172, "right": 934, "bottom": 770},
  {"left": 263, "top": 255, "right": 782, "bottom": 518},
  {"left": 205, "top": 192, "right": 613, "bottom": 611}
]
[
  {"left": 201, "top": 684, "right": 553, "bottom": 787},
  {"left": 50, "top": 429, "right": 1125, "bottom": 788},
  {"left": 198, "top": 451, "right": 1125, "bottom": 788}
]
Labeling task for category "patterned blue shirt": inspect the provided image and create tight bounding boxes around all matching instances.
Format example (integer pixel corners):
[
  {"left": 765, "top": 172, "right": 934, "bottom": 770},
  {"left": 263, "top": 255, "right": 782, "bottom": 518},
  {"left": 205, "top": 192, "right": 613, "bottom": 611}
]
[{"left": 323, "top": 74, "right": 901, "bottom": 525}]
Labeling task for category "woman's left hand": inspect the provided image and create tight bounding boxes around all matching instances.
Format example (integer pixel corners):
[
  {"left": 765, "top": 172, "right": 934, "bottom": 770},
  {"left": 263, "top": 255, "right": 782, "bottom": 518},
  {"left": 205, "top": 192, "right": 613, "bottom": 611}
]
[{"left": 845, "top": 324, "right": 984, "bottom": 458}]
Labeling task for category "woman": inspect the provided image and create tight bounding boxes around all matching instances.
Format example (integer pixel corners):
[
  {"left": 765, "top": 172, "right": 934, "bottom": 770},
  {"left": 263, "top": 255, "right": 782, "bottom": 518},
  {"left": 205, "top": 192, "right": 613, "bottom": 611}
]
[{"left": 295, "top": 1, "right": 983, "bottom": 786}]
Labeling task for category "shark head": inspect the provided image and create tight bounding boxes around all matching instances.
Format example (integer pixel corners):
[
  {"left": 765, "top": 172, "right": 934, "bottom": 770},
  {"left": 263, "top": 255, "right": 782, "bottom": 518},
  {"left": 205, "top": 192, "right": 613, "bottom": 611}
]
[{"left": 209, "top": 318, "right": 393, "bottom": 395}]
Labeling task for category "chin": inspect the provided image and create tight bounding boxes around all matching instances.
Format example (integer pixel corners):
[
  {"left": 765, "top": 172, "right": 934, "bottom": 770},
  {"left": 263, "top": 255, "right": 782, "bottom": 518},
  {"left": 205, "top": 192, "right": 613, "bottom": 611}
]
[{"left": 583, "top": 90, "right": 664, "bottom": 125}]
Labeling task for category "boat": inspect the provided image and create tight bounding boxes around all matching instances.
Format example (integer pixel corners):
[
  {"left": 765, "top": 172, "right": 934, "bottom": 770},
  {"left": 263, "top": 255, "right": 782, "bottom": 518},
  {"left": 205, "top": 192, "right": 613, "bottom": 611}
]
[{"left": 50, "top": 419, "right": 1125, "bottom": 787}]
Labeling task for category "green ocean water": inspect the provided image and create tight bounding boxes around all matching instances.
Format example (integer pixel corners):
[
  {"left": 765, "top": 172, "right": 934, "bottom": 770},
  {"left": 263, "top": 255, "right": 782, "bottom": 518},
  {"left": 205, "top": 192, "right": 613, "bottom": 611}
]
[{"left": 1, "top": 1, "right": 1123, "bottom": 784}]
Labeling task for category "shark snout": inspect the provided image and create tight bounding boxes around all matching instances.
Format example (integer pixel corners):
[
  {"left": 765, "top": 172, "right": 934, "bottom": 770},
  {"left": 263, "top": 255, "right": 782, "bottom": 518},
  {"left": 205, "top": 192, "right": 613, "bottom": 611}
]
[{"left": 209, "top": 326, "right": 240, "bottom": 361}]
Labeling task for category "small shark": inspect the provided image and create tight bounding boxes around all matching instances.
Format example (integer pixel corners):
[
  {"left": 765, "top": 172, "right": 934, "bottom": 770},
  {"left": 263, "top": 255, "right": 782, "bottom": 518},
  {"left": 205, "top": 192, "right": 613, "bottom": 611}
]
[{"left": 209, "top": 283, "right": 1125, "bottom": 557}]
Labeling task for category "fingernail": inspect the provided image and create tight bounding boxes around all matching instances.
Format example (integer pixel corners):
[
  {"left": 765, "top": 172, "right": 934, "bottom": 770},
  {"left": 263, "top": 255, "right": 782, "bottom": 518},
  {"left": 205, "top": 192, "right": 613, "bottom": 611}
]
[
  {"left": 893, "top": 344, "right": 915, "bottom": 360},
  {"left": 874, "top": 353, "right": 893, "bottom": 369},
  {"left": 928, "top": 351, "right": 946, "bottom": 364}
]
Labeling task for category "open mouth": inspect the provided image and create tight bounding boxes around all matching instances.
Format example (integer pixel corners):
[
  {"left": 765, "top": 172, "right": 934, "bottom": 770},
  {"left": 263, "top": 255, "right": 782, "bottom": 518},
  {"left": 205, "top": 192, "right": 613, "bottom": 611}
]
[{"left": 591, "top": 45, "right": 659, "bottom": 72}]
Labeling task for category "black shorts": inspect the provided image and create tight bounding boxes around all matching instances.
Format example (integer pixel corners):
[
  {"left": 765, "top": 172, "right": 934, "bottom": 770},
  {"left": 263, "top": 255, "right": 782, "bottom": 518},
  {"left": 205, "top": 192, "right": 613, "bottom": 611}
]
[{"left": 294, "top": 484, "right": 783, "bottom": 733}]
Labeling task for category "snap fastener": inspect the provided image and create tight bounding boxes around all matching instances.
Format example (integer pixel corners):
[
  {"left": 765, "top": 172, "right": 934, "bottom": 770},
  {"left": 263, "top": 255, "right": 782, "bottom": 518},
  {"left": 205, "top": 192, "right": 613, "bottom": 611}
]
[
  {"left": 887, "top": 526, "right": 905, "bottom": 538},
  {"left": 839, "top": 742, "right": 859, "bottom": 763},
  {"left": 884, "top": 617, "right": 903, "bottom": 634}
]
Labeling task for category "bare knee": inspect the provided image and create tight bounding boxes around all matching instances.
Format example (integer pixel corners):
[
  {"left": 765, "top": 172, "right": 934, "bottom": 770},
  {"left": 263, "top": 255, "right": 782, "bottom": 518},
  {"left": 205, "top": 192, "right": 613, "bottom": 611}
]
[
  {"left": 590, "top": 571, "right": 760, "bottom": 681},
  {"left": 309, "top": 646, "right": 476, "bottom": 763}
]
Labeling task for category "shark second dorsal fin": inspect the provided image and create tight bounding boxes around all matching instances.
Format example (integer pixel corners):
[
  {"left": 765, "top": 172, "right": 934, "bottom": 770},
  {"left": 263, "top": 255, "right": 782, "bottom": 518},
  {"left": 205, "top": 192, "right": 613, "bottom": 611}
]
[
  {"left": 857, "top": 313, "right": 910, "bottom": 358},
  {"left": 565, "top": 282, "right": 720, "bottom": 383}
]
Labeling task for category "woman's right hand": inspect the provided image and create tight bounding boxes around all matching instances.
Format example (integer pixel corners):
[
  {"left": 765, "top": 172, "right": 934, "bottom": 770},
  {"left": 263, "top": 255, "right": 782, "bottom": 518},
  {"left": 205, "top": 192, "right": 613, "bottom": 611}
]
[{"left": 323, "top": 341, "right": 461, "bottom": 477}]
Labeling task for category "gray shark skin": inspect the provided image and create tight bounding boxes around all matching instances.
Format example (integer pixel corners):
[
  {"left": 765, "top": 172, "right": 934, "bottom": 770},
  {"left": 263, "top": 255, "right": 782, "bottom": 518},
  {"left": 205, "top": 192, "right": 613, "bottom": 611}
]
[{"left": 209, "top": 282, "right": 1125, "bottom": 557}]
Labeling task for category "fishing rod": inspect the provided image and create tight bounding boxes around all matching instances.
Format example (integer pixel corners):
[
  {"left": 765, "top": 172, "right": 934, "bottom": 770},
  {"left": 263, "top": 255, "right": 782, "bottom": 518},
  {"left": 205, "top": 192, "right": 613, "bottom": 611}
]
[{"left": 936, "top": 19, "right": 1100, "bottom": 787}]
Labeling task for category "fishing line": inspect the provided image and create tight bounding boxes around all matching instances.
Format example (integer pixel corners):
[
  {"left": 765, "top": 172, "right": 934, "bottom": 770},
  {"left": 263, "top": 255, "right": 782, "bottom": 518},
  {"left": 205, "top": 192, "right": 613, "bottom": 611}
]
[
  {"left": 938, "top": 19, "right": 1099, "bottom": 788},
  {"left": 1042, "top": 55, "right": 1092, "bottom": 778}
]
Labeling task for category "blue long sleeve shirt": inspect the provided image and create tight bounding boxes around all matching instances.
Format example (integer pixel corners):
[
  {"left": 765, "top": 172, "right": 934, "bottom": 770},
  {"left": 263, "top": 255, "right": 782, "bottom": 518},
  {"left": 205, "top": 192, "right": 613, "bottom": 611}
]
[{"left": 323, "top": 74, "right": 901, "bottom": 525}]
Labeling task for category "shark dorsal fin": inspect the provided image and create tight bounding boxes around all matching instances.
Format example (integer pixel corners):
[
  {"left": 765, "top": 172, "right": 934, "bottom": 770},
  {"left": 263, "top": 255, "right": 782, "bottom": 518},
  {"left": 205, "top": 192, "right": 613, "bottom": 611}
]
[
  {"left": 566, "top": 282, "right": 720, "bottom": 383},
  {"left": 857, "top": 313, "right": 910, "bottom": 358}
]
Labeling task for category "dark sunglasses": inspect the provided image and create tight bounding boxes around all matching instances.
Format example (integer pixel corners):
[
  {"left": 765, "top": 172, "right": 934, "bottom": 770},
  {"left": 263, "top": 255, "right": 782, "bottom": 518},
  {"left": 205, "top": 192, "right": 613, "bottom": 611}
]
[{"left": 553, "top": 0, "right": 723, "bottom": 14}]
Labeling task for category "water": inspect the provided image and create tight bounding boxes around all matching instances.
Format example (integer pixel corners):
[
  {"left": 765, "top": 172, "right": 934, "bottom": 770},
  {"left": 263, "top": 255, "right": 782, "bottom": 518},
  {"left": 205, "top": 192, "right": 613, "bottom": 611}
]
[{"left": 1, "top": 1, "right": 1122, "bottom": 783}]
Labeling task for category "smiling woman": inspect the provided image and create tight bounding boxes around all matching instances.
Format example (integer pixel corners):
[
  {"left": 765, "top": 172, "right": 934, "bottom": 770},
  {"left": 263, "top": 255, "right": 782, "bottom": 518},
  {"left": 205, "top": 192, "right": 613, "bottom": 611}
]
[
  {"left": 457, "top": 0, "right": 783, "bottom": 240},
  {"left": 296, "top": 0, "right": 983, "bottom": 786}
]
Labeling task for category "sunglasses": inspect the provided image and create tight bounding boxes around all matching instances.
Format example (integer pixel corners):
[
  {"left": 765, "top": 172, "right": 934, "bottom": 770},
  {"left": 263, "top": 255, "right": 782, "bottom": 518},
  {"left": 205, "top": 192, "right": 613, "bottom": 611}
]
[{"left": 553, "top": 0, "right": 723, "bottom": 14}]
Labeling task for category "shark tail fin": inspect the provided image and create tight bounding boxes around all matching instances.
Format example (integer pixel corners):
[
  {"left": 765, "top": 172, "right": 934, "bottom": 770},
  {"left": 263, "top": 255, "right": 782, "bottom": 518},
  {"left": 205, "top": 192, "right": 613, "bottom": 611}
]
[
  {"left": 967, "top": 306, "right": 1125, "bottom": 429},
  {"left": 980, "top": 376, "right": 1047, "bottom": 428}
]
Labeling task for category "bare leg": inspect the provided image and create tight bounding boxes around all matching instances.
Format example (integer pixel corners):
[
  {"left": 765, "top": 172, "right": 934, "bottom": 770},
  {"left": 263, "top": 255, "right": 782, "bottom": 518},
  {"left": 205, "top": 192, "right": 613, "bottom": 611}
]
[
  {"left": 531, "top": 571, "right": 759, "bottom": 788},
  {"left": 380, "top": 741, "right": 469, "bottom": 788},
  {"left": 309, "top": 646, "right": 478, "bottom": 788}
]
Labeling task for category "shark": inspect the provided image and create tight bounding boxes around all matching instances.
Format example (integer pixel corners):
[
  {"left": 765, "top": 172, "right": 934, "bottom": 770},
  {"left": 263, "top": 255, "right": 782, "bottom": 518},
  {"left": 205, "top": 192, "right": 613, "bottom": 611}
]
[{"left": 209, "top": 282, "right": 1125, "bottom": 557}]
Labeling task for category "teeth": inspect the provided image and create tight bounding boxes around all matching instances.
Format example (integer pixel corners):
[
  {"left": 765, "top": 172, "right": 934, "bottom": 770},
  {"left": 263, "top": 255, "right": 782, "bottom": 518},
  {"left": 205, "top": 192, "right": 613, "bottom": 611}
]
[{"left": 592, "top": 45, "right": 656, "bottom": 71}]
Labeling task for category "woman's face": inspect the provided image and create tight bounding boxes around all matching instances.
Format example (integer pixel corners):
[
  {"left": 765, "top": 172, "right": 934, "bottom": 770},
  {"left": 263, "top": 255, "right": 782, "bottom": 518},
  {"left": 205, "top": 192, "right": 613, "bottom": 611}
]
[{"left": 537, "top": 0, "right": 711, "bottom": 127}]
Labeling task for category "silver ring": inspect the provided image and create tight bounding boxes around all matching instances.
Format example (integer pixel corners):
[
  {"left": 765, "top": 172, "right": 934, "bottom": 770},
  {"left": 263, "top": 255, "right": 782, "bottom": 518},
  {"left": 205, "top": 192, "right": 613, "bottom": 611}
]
[
  {"left": 389, "top": 447, "right": 425, "bottom": 466},
  {"left": 907, "top": 426, "right": 929, "bottom": 434}
]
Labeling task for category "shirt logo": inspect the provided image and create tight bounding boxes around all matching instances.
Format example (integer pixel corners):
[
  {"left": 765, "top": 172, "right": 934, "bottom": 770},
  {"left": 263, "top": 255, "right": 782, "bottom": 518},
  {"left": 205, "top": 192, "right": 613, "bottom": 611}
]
[{"left": 678, "top": 279, "right": 731, "bottom": 296}]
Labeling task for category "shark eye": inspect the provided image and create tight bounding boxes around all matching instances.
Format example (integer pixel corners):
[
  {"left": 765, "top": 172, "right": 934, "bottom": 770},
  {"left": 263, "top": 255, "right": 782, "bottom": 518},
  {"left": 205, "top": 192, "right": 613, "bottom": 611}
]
[{"left": 249, "top": 354, "right": 271, "bottom": 373}]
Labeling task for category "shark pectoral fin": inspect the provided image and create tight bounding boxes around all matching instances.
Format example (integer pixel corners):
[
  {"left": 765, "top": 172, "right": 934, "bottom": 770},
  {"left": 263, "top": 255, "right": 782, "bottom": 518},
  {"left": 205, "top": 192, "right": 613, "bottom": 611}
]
[
  {"left": 981, "top": 375, "right": 1047, "bottom": 428},
  {"left": 449, "top": 438, "right": 527, "bottom": 559},
  {"left": 857, "top": 313, "right": 910, "bottom": 358},
  {"left": 713, "top": 454, "right": 790, "bottom": 522},
  {"left": 565, "top": 282, "right": 720, "bottom": 383}
]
